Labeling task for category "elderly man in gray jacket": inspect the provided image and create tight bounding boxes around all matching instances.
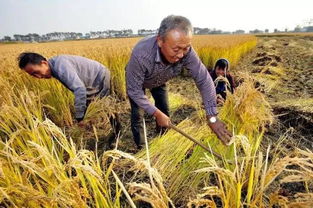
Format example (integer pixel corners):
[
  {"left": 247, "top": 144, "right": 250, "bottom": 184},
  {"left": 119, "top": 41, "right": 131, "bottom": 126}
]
[{"left": 18, "top": 52, "right": 120, "bottom": 139}]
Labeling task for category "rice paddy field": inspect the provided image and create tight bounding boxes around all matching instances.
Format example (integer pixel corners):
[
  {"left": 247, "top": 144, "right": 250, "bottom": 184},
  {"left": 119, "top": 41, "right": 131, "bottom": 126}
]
[{"left": 0, "top": 34, "right": 312, "bottom": 207}]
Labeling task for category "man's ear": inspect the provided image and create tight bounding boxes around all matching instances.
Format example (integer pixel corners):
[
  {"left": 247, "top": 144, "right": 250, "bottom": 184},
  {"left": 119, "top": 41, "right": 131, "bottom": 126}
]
[
  {"left": 157, "top": 36, "right": 163, "bottom": 48},
  {"left": 41, "top": 60, "right": 48, "bottom": 65}
]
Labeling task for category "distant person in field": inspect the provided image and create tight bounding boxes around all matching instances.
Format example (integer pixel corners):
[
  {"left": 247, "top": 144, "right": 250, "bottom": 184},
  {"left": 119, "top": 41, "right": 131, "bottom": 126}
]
[
  {"left": 17, "top": 52, "right": 121, "bottom": 140},
  {"left": 209, "top": 58, "right": 236, "bottom": 105},
  {"left": 126, "top": 15, "right": 233, "bottom": 149}
]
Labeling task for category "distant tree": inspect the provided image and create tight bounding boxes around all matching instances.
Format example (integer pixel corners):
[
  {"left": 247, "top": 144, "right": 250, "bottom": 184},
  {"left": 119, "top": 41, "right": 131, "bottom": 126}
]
[
  {"left": 305, "top": 26, "right": 313, "bottom": 32},
  {"left": 200, "top": 28, "right": 211, "bottom": 34},
  {"left": 294, "top": 25, "right": 302, "bottom": 32},
  {"left": 233, "top": 30, "right": 245, "bottom": 34},
  {"left": 14, "top": 34, "right": 22, "bottom": 41},
  {"left": 249, "top": 29, "right": 263, "bottom": 34},
  {"left": 4, "top": 36, "right": 11, "bottom": 41}
]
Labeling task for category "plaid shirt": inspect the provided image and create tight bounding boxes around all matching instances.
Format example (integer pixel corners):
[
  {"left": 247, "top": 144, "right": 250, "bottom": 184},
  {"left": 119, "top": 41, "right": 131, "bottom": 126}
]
[{"left": 126, "top": 35, "right": 217, "bottom": 116}]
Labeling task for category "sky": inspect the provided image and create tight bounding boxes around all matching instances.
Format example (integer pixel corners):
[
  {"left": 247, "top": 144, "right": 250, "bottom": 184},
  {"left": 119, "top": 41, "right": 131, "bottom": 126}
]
[{"left": 0, "top": 0, "right": 312, "bottom": 38}]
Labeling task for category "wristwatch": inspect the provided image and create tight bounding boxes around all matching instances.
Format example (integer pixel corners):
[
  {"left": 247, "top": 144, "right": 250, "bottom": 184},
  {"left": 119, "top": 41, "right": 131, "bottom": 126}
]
[{"left": 208, "top": 116, "right": 217, "bottom": 124}]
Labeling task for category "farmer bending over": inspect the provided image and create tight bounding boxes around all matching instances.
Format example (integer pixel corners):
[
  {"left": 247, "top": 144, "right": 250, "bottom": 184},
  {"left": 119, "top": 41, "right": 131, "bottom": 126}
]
[
  {"left": 18, "top": 52, "right": 121, "bottom": 142},
  {"left": 126, "top": 15, "right": 233, "bottom": 149}
]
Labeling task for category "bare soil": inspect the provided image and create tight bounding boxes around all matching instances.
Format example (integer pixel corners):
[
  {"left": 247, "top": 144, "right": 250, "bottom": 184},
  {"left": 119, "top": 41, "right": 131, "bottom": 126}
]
[
  {"left": 233, "top": 35, "right": 313, "bottom": 150},
  {"left": 234, "top": 35, "right": 313, "bottom": 201}
]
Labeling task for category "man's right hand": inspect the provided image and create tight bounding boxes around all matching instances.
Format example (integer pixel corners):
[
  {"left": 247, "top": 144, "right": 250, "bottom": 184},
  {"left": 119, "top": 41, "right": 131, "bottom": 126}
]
[
  {"left": 153, "top": 109, "right": 171, "bottom": 127},
  {"left": 207, "top": 116, "right": 233, "bottom": 146}
]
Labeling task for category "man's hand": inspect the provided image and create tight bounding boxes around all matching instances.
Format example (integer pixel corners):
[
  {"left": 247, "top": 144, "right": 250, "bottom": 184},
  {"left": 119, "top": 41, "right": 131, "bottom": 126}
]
[
  {"left": 77, "top": 120, "right": 86, "bottom": 128},
  {"left": 207, "top": 116, "right": 233, "bottom": 145},
  {"left": 153, "top": 109, "right": 171, "bottom": 128},
  {"left": 76, "top": 117, "right": 88, "bottom": 128},
  {"left": 216, "top": 96, "right": 225, "bottom": 106}
]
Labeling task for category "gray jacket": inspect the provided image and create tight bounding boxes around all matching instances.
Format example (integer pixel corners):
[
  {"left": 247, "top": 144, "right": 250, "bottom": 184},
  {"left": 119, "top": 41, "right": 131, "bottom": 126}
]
[{"left": 48, "top": 55, "right": 110, "bottom": 120}]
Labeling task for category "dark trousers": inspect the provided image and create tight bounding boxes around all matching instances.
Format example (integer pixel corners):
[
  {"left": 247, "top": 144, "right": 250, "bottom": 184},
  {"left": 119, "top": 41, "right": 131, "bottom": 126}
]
[{"left": 129, "top": 84, "right": 169, "bottom": 147}]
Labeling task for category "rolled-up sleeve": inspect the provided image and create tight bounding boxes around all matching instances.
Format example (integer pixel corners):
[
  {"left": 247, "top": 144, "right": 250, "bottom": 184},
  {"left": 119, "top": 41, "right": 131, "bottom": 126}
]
[
  {"left": 183, "top": 47, "right": 218, "bottom": 116},
  {"left": 126, "top": 54, "right": 157, "bottom": 115},
  {"left": 54, "top": 60, "right": 87, "bottom": 120}
]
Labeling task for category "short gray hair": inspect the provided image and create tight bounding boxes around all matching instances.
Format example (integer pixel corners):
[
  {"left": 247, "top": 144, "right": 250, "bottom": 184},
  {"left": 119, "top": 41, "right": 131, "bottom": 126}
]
[{"left": 158, "top": 15, "right": 193, "bottom": 39}]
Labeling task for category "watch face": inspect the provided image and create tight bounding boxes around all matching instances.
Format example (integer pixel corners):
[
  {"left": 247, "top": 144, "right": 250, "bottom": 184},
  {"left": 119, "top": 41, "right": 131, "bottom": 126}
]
[{"left": 210, "top": 116, "right": 217, "bottom": 123}]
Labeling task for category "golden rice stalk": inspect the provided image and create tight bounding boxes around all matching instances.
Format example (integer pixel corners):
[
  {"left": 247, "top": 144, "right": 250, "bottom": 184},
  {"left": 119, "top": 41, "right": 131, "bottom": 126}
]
[{"left": 101, "top": 149, "right": 174, "bottom": 207}]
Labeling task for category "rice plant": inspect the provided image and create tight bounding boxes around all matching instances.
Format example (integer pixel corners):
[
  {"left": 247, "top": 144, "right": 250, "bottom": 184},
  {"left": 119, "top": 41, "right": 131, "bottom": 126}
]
[{"left": 1, "top": 35, "right": 312, "bottom": 207}]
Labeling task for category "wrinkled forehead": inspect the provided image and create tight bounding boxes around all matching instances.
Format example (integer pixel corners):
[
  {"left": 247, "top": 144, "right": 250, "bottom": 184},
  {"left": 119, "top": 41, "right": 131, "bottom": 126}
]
[{"left": 163, "top": 29, "right": 192, "bottom": 47}]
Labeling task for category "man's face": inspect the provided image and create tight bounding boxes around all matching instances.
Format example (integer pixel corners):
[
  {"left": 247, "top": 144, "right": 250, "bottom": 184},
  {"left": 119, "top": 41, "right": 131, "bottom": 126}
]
[
  {"left": 215, "top": 66, "right": 227, "bottom": 77},
  {"left": 23, "top": 60, "right": 52, "bottom": 79},
  {"left": 157, "top": 29, "right": 192, "bottom": 64}
]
